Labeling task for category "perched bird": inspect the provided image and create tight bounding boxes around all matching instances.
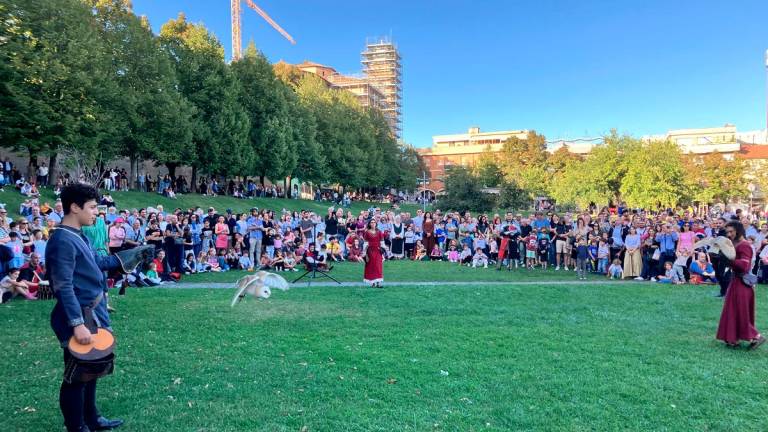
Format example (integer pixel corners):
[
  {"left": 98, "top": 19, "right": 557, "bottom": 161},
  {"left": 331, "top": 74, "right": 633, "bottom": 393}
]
[
  {"left": 692, "top": 236, "right": 736, "bottom": 260},
  {"left": 231, "top": 271, "right": 290, "bottom": 307}
]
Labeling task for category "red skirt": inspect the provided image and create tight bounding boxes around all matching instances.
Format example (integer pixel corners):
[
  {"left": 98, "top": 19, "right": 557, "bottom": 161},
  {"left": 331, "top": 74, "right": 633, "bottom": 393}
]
[
  {"left": 364, "top": 248, "right": 383, "bottom": 283},
  {"left": 498, "top": 238, "right": 509, "bottom": 262},
  {"left": 716, "top": 278, "right": 760, "bottom": 344}
]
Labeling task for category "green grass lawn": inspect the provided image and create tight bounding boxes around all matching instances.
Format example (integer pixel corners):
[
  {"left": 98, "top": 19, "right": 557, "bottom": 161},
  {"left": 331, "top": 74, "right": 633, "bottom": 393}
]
[
  {"left": 0, "top": 187, "right": 422, "bottom": 219},
  {"left": 183, "top": 260, "right": 617, "bottom": 284},
  {"left": 2, "top": 278, "right": 767, "bottom": 431}
]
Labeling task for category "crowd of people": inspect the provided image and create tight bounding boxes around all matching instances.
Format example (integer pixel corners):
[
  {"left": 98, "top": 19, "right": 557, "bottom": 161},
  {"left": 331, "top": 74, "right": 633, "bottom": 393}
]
[
  {"left": 0, "top": 180, "right": 764, "bottom": 354},
  {"left": 3, "top": 170, "right": 768, "bottom": 300}
]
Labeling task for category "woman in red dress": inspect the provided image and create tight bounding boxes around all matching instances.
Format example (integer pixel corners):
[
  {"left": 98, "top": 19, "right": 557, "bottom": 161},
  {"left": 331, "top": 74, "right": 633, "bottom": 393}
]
[
  {"left": 363, "top": 219, "right": 384, "bottom": 288},
  {"left": 716, "top": 221, "right": 765, "bottom": 349}
]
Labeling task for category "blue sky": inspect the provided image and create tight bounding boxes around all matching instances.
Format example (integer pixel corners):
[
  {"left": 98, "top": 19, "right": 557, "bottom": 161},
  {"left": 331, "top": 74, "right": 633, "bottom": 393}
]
[{"left": 133, "top": 0, "right": 768, "bottom": 148}]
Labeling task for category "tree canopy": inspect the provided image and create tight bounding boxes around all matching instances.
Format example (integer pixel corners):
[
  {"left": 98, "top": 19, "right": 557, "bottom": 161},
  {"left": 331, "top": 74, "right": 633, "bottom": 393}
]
[{"left": 0, "top": 0, "right": 421, "bottom": 192}]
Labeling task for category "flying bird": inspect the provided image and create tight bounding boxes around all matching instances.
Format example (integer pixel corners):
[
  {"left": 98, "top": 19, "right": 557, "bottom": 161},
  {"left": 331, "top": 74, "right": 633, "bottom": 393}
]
[
  {"left": 231, "top": 271, "right": 290, "bottom": 307},
  {"left": 692, "top": 236, "right": 736, "bottom": 260}
]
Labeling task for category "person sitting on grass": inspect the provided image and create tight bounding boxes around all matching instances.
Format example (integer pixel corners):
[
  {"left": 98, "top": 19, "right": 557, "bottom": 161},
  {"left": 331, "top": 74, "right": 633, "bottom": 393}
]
[
  {"left": 182, "top": 253, "right": 196, "bottom": 274},
  {"left": 317, "top": 244, "right": 331, "bottom": 270},
  {"left": 430, "top": 244, "right": 443, "bottom": 261},
  {"left": 271, "top": 250, "right": 285, "bottom": 271},
  {"left": 345, "top": 232, "right": 364, "bottom": 263},
  {"left": 253, "top": 252, "right": 269, "bottom": 270},
  {"left": 196, "top": 251, "right": 211, "bottom": 273},
  {"left": 206, "top": 249, "right": 222, "bottom": 272},
  {"left": 413, "top": 240, "right": 428, "bottom": 261},
  {"left": 655, "top": 261, "right": 684, "bottom": 284},
  {"left": 447, "top": 244, "right": 460, "bottom": 263},
  {"left": 689, "top": 252, "right": 717, "bottom": 284},
  {"left": 472, "top": 247, "right": 489, "bottom": 268},
  {"left": 283, "top": 251, "right": 298, "bottom": 272},
  {"left": 327, "top": 236, "right": 343, "bottom": 262},
  {"left": 302, "top": 243, "right": 318, "bottom": 271},
  {"left": 154, "top": 249, "right": 179, "bottom": 282},
  {"left": 144, "top": 262, "right": 163, "bottom": 285},
  {"left": 216, "top": 249, "right": 230, "bottom": 271},
  {"left": 0, "top": 268, "right": 37, "bottom": 302},
  {"left": 607, "top": 258, "right": 623, "bottom": 279},
  {"left": 19, "top": 252, "right": 45, "bottom": 295},
  {"left": 459, "top": 243, "right": 473, "bottom": 266},
  {"left": 238, "top": 252, "right": 252, "bottom": 271},
  {"left": 223, "top": 248, "right": 238, "bottom": 270}
]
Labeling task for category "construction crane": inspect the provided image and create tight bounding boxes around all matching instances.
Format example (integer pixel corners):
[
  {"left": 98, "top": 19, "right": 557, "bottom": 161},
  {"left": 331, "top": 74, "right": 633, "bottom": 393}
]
[{"left": 231, "top": 0, "right": 296, "bottom": 61}]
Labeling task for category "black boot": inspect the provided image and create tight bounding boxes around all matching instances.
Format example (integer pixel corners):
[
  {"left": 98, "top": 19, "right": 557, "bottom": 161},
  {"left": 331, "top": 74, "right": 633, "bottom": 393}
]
[{"left": 88, "top": 416, "right": 125, "bottom": 431}]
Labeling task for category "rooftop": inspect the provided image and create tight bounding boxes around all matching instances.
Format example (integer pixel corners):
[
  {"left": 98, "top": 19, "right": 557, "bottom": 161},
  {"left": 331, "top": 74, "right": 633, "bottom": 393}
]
[{"left": 739, "top": 144, "right": 768, "bottom": 159}]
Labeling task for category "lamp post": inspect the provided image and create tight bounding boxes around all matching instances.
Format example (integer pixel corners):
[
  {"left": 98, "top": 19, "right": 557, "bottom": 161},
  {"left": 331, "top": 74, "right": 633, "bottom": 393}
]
[
  {"left": 416, "top": 171, "right": 430, "bottom": 212},
  {"left": 748, "top": 182, "right": 756, "bottom": 216}
]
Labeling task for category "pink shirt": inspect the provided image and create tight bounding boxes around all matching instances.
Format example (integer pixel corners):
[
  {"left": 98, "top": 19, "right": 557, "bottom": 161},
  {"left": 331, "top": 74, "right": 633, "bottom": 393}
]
[
  {"left": 678, "top": 231, "right": 695, "bottom": 252},
  {"left": 108, "top": 226, "right": 125, "bottom": 248}
]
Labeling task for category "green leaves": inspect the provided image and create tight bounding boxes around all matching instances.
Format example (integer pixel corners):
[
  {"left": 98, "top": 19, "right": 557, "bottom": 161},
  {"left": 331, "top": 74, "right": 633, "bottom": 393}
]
[
  {"left": 1, "top": 2, "right": 417, "bottom": 191},
  {"left": 437, "top": 166, "right": 496, "bottom": 213}
]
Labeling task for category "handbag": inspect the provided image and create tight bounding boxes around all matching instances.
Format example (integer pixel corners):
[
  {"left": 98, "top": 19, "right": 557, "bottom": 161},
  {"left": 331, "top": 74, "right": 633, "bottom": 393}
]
[
  {"left": 651, "top": 249, "right": 661, "bottom": 261},
  {"left": 742, "top": 273, "right": 758, "bottom": 288}
]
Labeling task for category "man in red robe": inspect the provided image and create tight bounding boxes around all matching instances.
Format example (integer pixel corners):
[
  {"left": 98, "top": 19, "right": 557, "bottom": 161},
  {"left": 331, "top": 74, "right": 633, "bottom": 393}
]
[{"left": 716, "top": 221, "right": 765, "bottom": 349}]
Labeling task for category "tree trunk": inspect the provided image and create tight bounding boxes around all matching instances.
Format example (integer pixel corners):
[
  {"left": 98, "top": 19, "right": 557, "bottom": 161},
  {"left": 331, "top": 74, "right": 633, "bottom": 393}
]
[
  {"left": 166, "top": 163, "right": 177, "bottom": 179},
  {"left": 259, "top": 175, "right": 265, "bottom": 186},
  {"left": 129, "top": 156, "right": 137, "bottom": 191},
  {"left": 48, "top": 152, "right": 58, "bottom": 186},
  {"left": 191, "top": 166, "right": 198, "bottom": 194},
  {"left": 27, "top": 149, "right": 37, "bottom": 181},
  {"left": 284, "top": 176, "right": 291, "bottom": 198}
]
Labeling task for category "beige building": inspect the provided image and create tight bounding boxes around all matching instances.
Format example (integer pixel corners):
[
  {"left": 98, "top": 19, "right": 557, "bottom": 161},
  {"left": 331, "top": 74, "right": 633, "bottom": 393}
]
[
  {"left": 418, "top": 127, "right": 528, "bottom": 193},
  {"left": 642, "top": 124, "right": 741, "bottom": 158},
  {"left": 295, "top": 61, "right": 388, "bottom": 114}
]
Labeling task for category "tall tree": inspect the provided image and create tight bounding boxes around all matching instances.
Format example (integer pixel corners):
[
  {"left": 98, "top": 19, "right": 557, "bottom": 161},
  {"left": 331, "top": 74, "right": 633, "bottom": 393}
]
[
  {"left": 550, "top": 131, "right": 641, "bottom": 208},
  {"left": 231, "top": 42, "right": 296, "bottom": 185},
  {"left": 620, "top": 140, "right": 688, "bottom": 209},
  {"left": 499, "top": 131, "right": 550, "bottom": 197},
  {"left": 160, "top": 13, "right": 250, "bottom": 187},
  {"left": 548, "top": 145, "right": 580, "bottom": 175},
  {"left": 394, "top": 143, "right": 426, "bottom": 191},
  {"left": 684, "top": 153, "right": 747, "bottom": 205},
  {"left": 499, "top": 131, "right": 548, "bottom": 170},
  {"left": 437, "top": 166, "right": 495, "bottom": 213},
  {"left": 475, "top": 146, "right": 503, "bottom": 187},
  {"left": 87, "top": 0, "right": 194, "bottom": 186},
  {"left": 0, "top": 0, "right": 120, "bottom": 180}
]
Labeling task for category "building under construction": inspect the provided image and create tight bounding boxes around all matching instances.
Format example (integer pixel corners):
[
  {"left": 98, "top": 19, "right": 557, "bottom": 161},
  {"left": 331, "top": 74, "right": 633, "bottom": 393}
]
[
  {"left": 362, "top": 37, "right": 402, "bottom": 139},
  {"left": 292, "top": 37, "right": 402, "bottom": 138}
]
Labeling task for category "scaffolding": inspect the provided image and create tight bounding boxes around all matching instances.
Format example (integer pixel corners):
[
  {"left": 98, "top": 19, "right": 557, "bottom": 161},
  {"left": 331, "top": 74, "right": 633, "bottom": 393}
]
[{"left": 362, "top": 37, "right": 402, "bottom": 138}]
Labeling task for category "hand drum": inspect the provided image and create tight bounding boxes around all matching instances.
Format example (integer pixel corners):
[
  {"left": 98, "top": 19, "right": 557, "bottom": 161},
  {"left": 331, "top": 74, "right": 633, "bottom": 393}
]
[{"left": 68, "top": 328, "right": 115, "bottom": 360}]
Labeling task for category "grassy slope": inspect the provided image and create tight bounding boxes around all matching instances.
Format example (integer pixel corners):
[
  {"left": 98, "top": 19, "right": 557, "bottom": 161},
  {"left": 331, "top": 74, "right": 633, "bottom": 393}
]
[
  {"left": 0, "top": 188, "right": 422, "bottom": 219},
  {"left": 2, "top": 282, "right": 767, "bottom": 431}
]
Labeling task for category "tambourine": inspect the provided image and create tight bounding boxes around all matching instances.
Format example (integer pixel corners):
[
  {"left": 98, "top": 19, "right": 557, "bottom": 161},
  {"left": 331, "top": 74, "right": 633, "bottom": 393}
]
[{"left": 68, "top": 328, "right": 115, "bottom": 361}]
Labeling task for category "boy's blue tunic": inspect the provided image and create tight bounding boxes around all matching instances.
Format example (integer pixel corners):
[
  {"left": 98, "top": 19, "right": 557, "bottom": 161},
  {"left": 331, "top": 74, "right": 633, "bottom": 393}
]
[{"left": 46, "top": 225, "right": 121, "bottom": 345}]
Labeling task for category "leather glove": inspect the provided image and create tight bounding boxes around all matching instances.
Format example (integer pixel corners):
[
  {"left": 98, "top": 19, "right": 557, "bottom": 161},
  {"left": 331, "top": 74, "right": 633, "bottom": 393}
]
[{"left": 115, "top": 245, "right": 155, "bottom": 273}]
